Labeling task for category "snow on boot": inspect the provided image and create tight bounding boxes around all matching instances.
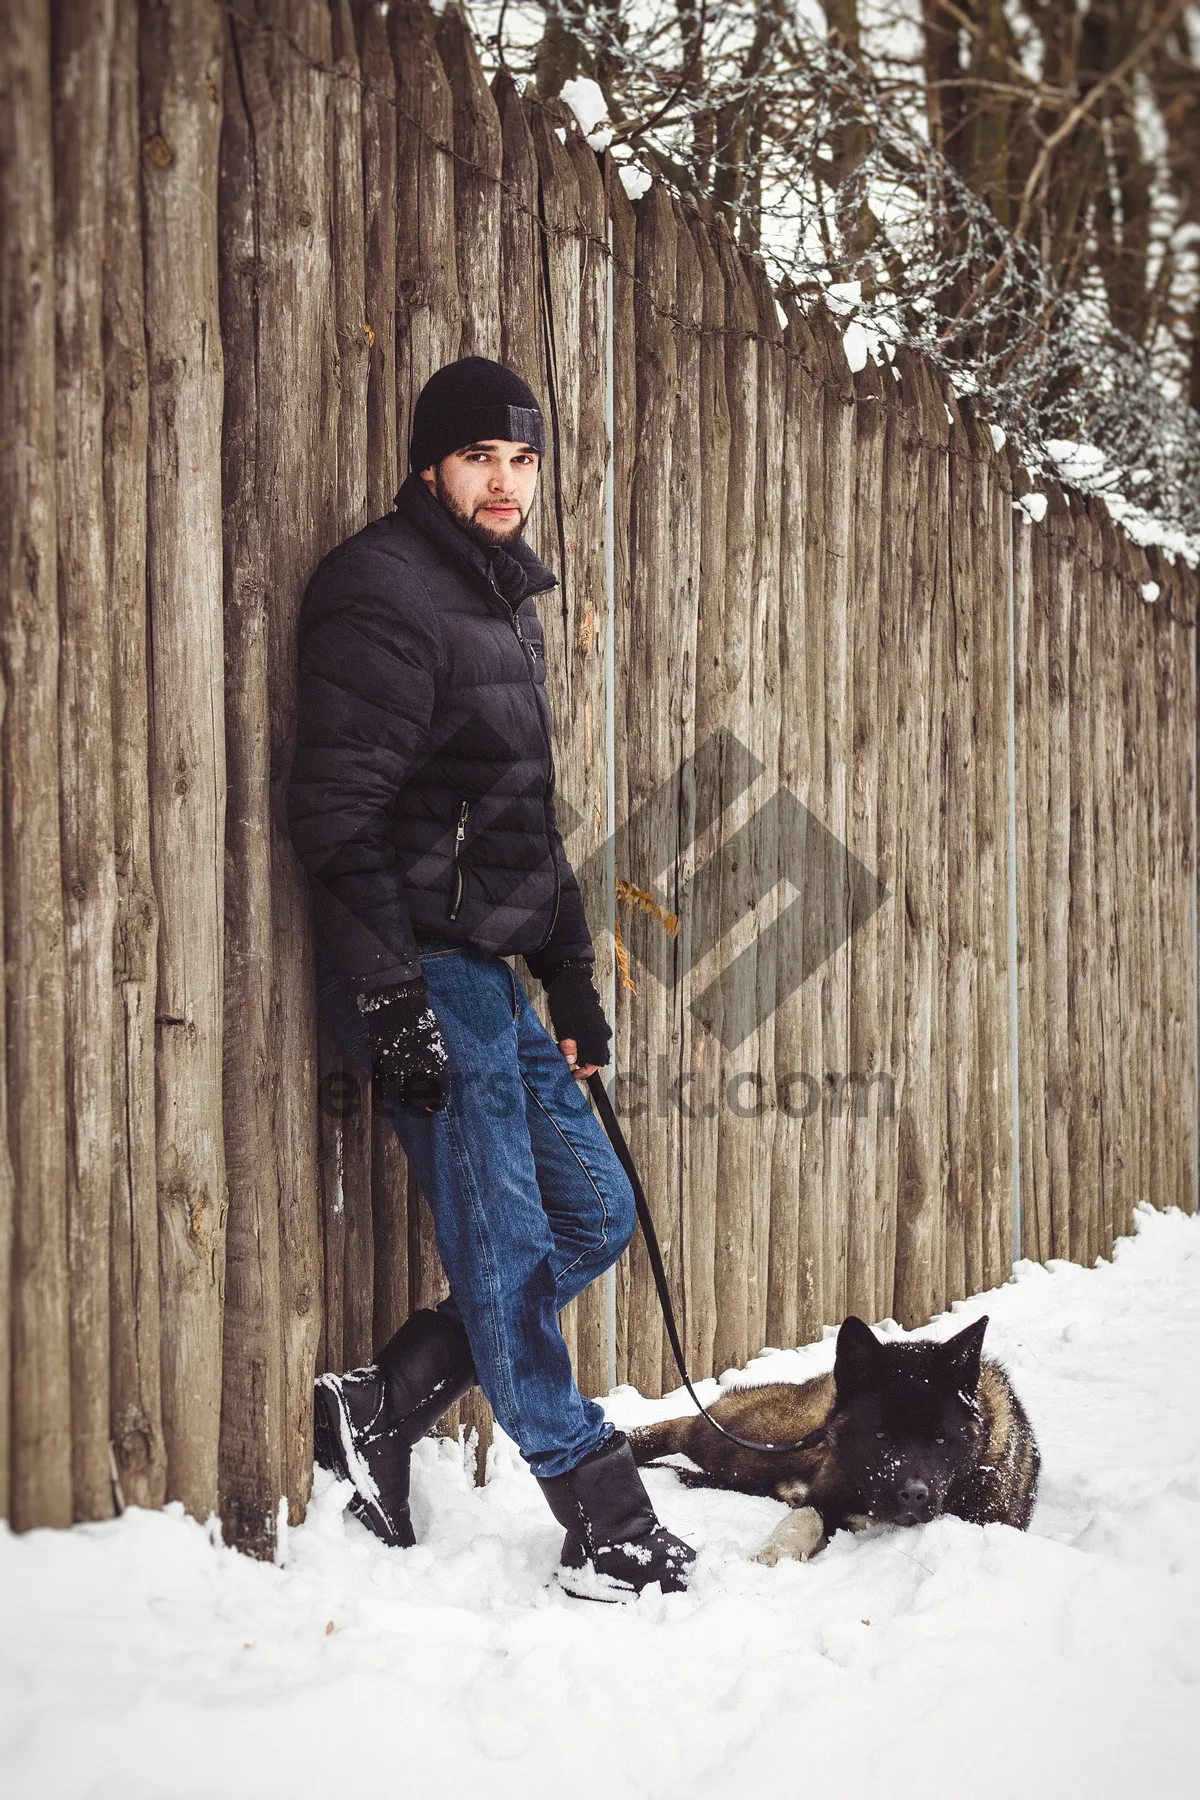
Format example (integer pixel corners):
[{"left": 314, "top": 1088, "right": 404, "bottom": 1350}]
[
  {"left": 313, "top": 1308, "right": 476, "bottom": 1548},
  {"left": 537, "top": 1430, "right": 696, "bottom": 1601}
]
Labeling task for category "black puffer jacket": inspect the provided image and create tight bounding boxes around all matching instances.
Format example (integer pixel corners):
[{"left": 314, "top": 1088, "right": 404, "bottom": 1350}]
[{"left": 287, "top": 474, "right": 594, "bottom": 995}]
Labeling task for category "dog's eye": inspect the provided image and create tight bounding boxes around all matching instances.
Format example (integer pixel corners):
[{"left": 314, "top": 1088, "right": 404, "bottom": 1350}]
[
  {"left": 875, "top": 1431, "right": 886, "bottom": 1440},
  {"left": 934, "top": 1436, "right": 946, "bottom": 1446}
]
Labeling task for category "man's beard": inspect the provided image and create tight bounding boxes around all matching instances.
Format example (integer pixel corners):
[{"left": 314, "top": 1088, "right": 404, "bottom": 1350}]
[{"left": 433, "top": 471, "right": 528, "bottom": 550}]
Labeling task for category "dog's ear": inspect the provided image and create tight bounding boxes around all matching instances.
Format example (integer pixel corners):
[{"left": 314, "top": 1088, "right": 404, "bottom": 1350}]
[
  {"left": 941, "top": 1314, "right": 988, "bottom": 1396},
  {"left": 834, "top": 1316, "right": 885, "bottom": 1399}
]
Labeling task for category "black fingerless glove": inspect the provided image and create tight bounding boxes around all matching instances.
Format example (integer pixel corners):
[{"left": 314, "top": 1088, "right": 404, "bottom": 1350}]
[
  {"left": 357, "top": 976, "right": 451, "bottom": 1113},
  {"left": 542, "top": 960, "right": 612, "bottom": 1069}
]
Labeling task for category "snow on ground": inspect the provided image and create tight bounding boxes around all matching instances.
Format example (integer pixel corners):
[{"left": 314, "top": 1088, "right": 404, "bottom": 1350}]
[{"left": 2, "top": 1204, "right": 1198, "bottom": 1800}]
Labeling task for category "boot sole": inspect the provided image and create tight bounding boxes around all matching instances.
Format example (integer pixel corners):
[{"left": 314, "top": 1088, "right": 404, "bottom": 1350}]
[{"left": 554, "top": 1566, "right": 637, "bottom": 1604}]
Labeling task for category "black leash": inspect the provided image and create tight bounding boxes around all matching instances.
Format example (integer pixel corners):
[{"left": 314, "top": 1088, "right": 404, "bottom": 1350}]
[{"left": 586, "top": 1070, "right": 827, "bottom": 1458}]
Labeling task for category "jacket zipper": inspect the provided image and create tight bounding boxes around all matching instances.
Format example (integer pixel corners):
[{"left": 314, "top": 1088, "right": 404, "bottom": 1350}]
[
  {"left": 447, "top": 798, "right": 470, "bottom": 920},
  {"left": 490, "top": 573, "right": 561, "bottom": 952}
]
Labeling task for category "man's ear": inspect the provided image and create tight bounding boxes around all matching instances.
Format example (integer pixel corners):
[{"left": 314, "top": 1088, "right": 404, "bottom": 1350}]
[
  {"left": 941, "top": 1315, "right": 988, "bottom": 1396},
  {"left": 833, "top": 1316, "right": 886, "bottom": 1399},
  {"left": 418, "top": 463, "right": 437, "bottom": 491}
]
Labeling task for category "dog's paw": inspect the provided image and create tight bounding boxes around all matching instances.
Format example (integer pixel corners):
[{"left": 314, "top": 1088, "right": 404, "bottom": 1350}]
[{"left": 755, "top": 1505, "right": 826, "bottom": 1565}]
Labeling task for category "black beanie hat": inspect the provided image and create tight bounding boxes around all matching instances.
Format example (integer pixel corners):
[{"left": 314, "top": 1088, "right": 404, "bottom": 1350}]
[{"left": 409, "top": 356, "right": 546, "bottom": 472}]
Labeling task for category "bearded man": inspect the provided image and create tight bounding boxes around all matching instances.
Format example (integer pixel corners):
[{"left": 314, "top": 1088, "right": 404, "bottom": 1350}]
[{"left": 286, "top": 357, "right": 694, "bottom": 1599}]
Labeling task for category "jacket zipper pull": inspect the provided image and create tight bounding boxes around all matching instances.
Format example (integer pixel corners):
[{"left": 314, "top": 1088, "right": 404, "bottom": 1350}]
[{"left": 448, "top": 799, "right": 470, "bottom": 921}]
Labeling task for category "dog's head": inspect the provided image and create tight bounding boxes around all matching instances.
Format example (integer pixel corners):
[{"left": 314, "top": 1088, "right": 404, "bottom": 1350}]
[{"left": 828, "top": 1315, "right": 989, "bottom": 1526}]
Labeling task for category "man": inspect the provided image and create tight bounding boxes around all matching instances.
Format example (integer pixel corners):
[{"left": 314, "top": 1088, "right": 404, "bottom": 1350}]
[{"left": 286, "top": 356, "right": 695, "bottom": 1599}]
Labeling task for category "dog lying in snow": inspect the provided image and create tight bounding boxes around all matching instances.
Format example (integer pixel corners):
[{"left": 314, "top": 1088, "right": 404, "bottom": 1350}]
[{"left": 629, "top": 1315, "right": 1040, "bottom": 1565}]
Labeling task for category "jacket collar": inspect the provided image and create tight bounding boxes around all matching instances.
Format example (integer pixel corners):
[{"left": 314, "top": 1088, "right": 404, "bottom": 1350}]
[{"left": 393, "top": 472, "right": 557, "bottom": 613}]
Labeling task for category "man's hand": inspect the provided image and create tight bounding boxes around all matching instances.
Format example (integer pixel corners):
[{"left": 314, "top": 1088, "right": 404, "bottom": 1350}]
[
  {"left": 542, "top": 963, "right": 612, "bottom": 1077},
  {"left": 558, "top": 1037, "right": 599, "bottom": 1080}
]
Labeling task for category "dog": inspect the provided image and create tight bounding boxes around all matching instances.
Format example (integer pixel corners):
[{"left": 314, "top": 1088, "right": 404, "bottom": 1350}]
[{"left": 629, "top": 1314, "right": 1040, "bottom": 1565}]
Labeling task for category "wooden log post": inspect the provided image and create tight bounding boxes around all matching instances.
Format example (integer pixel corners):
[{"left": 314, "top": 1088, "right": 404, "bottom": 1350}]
[
  {"left": 1160, "top": 553, "right": 1191, "bottom": 1216},
  {"left": 4, "top": 0, "right": 70, "bottom": 1534},
  {"left": 105, "top": 0, "right": 166, "bottom": 1510},
  {"left": 315, "top": 1019, "right": 346, "bottom": 1377},
  {"left": 1010, "top": 461, "right": 1035, "bottom": 1261},
  {"left": 339, "top": 1071, "right": 374, "bottom": 1371},
  {"left": 1144, "top": 547, "right": 1165, "bottom": 1224},
  {"left": 622, "top": 181, "right": 678, "bottom": 1397},
  {"left": 891, "top": 353, "right": 945, "bottom": 1330},
  {"left": 796, "top": 306, "right": 831, "bottom": 1337},
  {"left": 53, "top": 0, "right": 118, "bottom": 1523},
  {"left": 686, "top": 211, "right": 731, "bottom": 1374},
  {"left": 1125, "top": 534, "right": 1151, "bottom": 1238},
  {"left": 526, "top": 101, "right": 583, "bottom": 1378},
  {"left": 436, "top": 3, "right": 501, "bottom": 360},
  {"left": 391, "top": 0, "right": 460, "bottom": 461},
  {"left": 943, "top": 401, "right": 978, "bottom": 1307},
  {"left": 215, "top": 8, "right": 284, "bottom": 1559},
  {"left": 220, "top": 0, "right": 336, "bottom": 1541},
  {"left": 876, "top": 357, "right": 922, "bottom": 1323},
  {"left": 494, "top": 77, "right": 542, "bottom": 383},
  {"left": 1019, "top": 461, "right": 1052, "bottom": 1262},
  {"left": 1067, "top": 495, "right": 1100, "bottom": 1267},
  {"left": 662, "top": 202, "right": 702, "bottom": 1395},
  {"left": 353, "top": 0, "right": 398, "bottom": 520},
  {"left": 141, "top": 0, "right": 227, "bottom": 1524},
  {"left": 607, "top": 167, "right": 636, "bottom": 1383},
  {"left": 846, "top": 356, "right": 886, "bottom": 1323},
  {"left": 1152, "top": 558, "right": 1180, "bottom": 1219},
  {"left": 0, "top": 660, "right": 12, "bottom": 1523},
  {"left": 1044, "top": 484, "right": 1073, "bottom": 1262},
  {"left": 811, "top": 306, "right": 857, "bottom": 1330},
  {"left": 331, "top": 0, "right": 369, "bottom": 539},
  {"left": 566, "top": 133, "right": 616, "bottom": 1402},
  {"left": 1092, "top": 506, "right": 1126, "bottom": 1255},
  {"left": 745, "top": 257, "right": 783, "bottom": 1358},
  {"left": 710, "top": 223, "right": 760, "bottom": 1376},
  {"left": 928, "top": 369, "right": 955, "bottom": 1319},
  {"left": 984, "top": 427, "right": 1014, "bottom": 1289},
  {"left": 770, "top": 298, "right": 836, "bottom": 1347},
  {"left": 370, "top": 1113, "right": 409, "bottom": 1353},
  {"left": 1169, "top": 564, "right": 1197, "bottom": 1219}
]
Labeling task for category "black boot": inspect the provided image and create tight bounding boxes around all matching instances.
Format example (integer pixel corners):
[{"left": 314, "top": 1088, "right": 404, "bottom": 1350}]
[
  {"left": 313, "top": 1309, "right": 477, "bottom": 1547},
  {"left": 537, "top": 1431, "right": 697, "bottom": 1600}
]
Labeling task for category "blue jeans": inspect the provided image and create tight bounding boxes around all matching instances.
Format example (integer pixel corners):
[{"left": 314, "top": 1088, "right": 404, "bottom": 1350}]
[{"left": 315, "top": 935, "right": 636, "bottom": 1479}]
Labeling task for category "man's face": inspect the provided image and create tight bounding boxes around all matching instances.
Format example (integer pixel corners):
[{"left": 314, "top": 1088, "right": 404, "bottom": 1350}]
[{"left": 420, "top": 439, "right": 540, "bottom": 549}]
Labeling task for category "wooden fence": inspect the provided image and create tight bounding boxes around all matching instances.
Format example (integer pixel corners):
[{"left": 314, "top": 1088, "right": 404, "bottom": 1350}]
[{"left": 2, "top": 0, "right": 1196, "bottom": 1555}]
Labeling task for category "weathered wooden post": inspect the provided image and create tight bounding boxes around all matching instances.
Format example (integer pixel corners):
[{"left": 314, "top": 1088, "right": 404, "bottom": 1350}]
[
  {"left": 354, "top": 0, "right": 399, "bottom": 520},
  {"left": 436, "top": 4, "right": 501, "bottom": 360},
  {"left": 944, "top": 401, "right": 980, "bottom": 1306},
  {"left": 140, "top": 0, "right": 228, "bottom": 1524},
  {"left": 217, "top": 0, "right": 338, "bottom": 1548},
  {"left": 688, "top": 212, "right": 732, "bottom": 1373},
  {"left": 709, "top": 223, "right": 760, "bottom": 1377},
  {"left": 769, "top": 296, "right": 821, "bottom": 1349},
  {"left": 846, "top": 356, "right": 887, "bottom": 1323},
  {"left": 392, "top": 0, "right": 460, "bottom": 459},
  {"left": 4, "top": 0, "right": 71, "bottom": 1535},
  {"left": 105, "top": 0, "right": 166, "bottom": 1514},
  {"left": 53, "top": 0, "right": 118, "bottom": 1523},
  {"left": 620, "top": 182, "right": 682, "bottom": 1397}
]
